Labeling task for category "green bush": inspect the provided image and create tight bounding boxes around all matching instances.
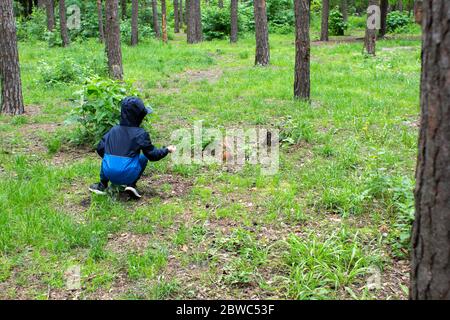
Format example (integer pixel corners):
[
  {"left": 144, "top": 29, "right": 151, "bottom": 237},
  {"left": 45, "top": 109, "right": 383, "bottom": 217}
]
[
  {"left": 202, "top": 6, "right": 231, "bottom": 40},
  {"left": 37, "top": 55, "right": 107, "bottom": 86},
  {"left": 386, "top": 11, "right": 412, "bottom": 33},
  {"left": 329, "top": 9, "right": 348, "bottom": 36},
  {"left": 120, "top": 19, "right": 155, "bottom": 44},
  {"left": 68, "top": 77, "right": 141, "bottom": 145},
  {"left": 16, "top": 9, "right": 47, "bottom": 42}
]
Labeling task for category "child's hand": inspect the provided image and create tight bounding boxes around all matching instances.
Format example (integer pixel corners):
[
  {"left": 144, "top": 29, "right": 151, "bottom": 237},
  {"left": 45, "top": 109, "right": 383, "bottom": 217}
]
[{"left": 167, "top": 145, "right": 177, "bottom": 153}]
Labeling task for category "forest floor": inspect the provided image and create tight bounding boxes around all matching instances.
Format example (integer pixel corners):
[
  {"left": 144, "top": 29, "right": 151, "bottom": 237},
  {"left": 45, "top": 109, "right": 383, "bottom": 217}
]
[{"left": 0, "top": 32, "right": 420, "bottom": 299}]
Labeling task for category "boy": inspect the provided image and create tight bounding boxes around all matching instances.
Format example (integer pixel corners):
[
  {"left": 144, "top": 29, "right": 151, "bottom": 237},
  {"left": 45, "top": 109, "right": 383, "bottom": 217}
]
[{"left": 89, "top": 97, "right": 176, "bottom": 198}]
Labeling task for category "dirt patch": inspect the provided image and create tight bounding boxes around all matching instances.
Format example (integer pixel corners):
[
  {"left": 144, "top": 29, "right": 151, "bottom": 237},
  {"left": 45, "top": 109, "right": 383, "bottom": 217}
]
[
  {"left": 105, "top": 232, "right": 151, "bottom": 255},
  {"left": 23, "top": 105, "right": 43, "bottom": 117},
  {"left": 140, "top": 174, "right": 193, "bottom": 199},
  {"left": 181, "top": 68, "right": 223, "bottom": 83},
  {"left": 50, "top": 145, "right": 96, "bottom": 166}
]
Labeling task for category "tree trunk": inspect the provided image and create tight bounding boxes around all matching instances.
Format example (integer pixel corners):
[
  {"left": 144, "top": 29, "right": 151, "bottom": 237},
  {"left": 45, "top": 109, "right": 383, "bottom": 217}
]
[
  {"left": 411, "top": 0, "right": 450, "bottom": 300},
  {"left": 179, "top": 0, "right": 183, "bottom": 28},
  {"left": 161, "top": 0, "right": 168, "bottom": 42},
  {"left": 398, "top": 0, "right": 403, "bottom": 12},
  {"left": 230, "top": 0, "right": 238, "bottom": 43},
  {"left": 294, "top": 0, "right": 310, "bottom": 100},
  {"left": 364, "top": 0, "right": 377, "bottom": 55},
  {"left": 174, "top": 0, "right": 180, "bottom": 33},
  {"left": 97, "top": 0, "right": 105, "bottom": 43},
  {"left": 0, "top": 0, "right": 25, "bottom": 115},
  {"left": 121, "top": 0, "right": 127, "bottom": 19},
  {"left": 379, "top": 0, "right": 388, "bottom": 38},
  {"left": 45, "top": 0, "right": 55, "bottom": 31},
  {"left": 131, "top": 0, "right": 138, "bottom": 45},
  {"left": 320, "top": 0, "right": 329, "bottom": 41},
  {"left": 105, "top": 0, "right": 124, "bottom": 80},
  {"left": 59, "top": 0, "right": 70, "bottom": 47},
  {"left": 218, "top": 0, "right": 224, "bottom": 9},
  {"left": 37, "top": 0, "right": 45, "bottom": 8},
  {"left": 340, "top": 0, "right": 348, "bottom": 23},
  {"left": 187, "top": 0, "right": 202, "bottom": 43},
  {"left": 253, "top": 0, "right": 269, "bottom": 65},
  {"left": 152, "top": 0, "right": 161, "bottom": 38}
]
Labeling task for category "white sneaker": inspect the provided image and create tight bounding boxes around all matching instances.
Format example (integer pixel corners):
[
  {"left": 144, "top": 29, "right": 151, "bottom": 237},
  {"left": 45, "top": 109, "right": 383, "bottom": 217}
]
[{"left": 125, "top": 186, "right": 142, "bottom": 198}]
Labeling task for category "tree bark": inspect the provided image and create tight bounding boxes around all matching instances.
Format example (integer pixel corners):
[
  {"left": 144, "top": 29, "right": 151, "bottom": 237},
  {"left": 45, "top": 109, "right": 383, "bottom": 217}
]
[
  {"left": 411, "top": 0, "right": 450, "bottom": 300},
  {"left": 379, "top": 0, "right": 388, "bottom": 38},
  {"left": 161, "top": 0, "right": 168, "bottom": 42},
  {"left": 187, "top": 0, "right": 202, "bottom": 43},
  {"left": 131, "top": 0, "right": 138, "bottom": 45},
  {"left": 152, "top": 0, "right": 161, "bottom": 38},
  {"left": 0, "top": 0, "right": 25, "bottom": 115},
  {"left": 364, "top": 0, "right": 377, "bottom": 55},
  {"left": 398, "top": 0, "right": 403, "bottom": 12},
  {"left": 294, "top": 0, "right": 310, "bottom": 100},
  {"left": 230, "top": 0, "right": 238, "bottom": 43},
  {"left": 59, "top": 0, "right": 70, "bottom": 47},
  {"left": 121, "top": 0, "right": 127, "bottom": 19},
  {"left": 174, "top": 0, "right": 180, "bottom": 33},
  {"left": 45, "top": 0, "right": 55, "bottom": 31},
  {"left": 105, "top": 0, "right": 124, "bottom": 80},
  {"left": 179, "top": 0, "right": 183, "bottom": 28},
  {"left": 340, "top": 0, "right": 348, "bottom": 23},
  {"left": 320, "top": 0, "right": 329, "bottom": 41},
  {"left": 97, "top": 0, "right": 105, "bottom": 43},
  {"left": 218, "top": 0, "right": 224, "bottom": 9},
  {"left": 253, "top": 0, "right": 269, "bottom": 66}
]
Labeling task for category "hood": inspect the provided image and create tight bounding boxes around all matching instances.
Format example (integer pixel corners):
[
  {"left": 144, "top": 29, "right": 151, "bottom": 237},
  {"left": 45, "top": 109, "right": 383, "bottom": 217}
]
[{"left": 119, "top": 97, "right": 151, "bottom": 127}]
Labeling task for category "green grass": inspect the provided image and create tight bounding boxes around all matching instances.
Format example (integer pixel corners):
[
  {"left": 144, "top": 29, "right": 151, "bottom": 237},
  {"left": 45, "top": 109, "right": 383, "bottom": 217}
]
[{"left": 0, "top": 29, "right": 420, "bottom": 299}]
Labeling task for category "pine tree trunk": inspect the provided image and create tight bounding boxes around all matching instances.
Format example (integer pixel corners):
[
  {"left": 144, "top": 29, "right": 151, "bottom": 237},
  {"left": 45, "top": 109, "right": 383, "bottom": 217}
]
[
  {"left": 59, "top": 0, "right": 70, "bottom": 47},
  {"left": 179, "top": 0, "right": 183, "bottom": 28},
  {"left": 97, "top": 0, "right": 105, "bottom": 43},
  {"left": 131, "top": 0, "right": 138, "bottom": 45},
  {"left": 174, "top": 0, "right": 180, "bottom": 33},
  {"left": 105, "top": 0, "right": 124, "bottom": 80},
  {"left": 161, "top": 0, "right": 168, "bottom": 42},
  {"left": 294, "top": 0, "right": 310, "bottom": 100},
  {"left": 253, "top": 0, "right": 269, "bottom": 66},
  {"left": 37, "top": 0, "right": 45, "bottom": 8},
  {"left": 379, "top": 0, "right": 388, "bottom": 38},
  {"left": 218, "top": 0, "right": 224, "bottom": 9},
  {"left": 152, "top": 0, "right": 161, "bottom": 38},
  {"left": 45, "top": 0, "right": 55, "bottom": 31},
  {"left": 340, "top": 0, "right": 348, "bottom": 23},
  {"left": 364, "top": 0, "right": 377, "bottom": 55},
  {"left": 187, "top": 0, "right": 202, "bottom": 43},
  {"left": 320, "top": 0, "right": 329, "bottom": 41},
  {"left": 398, "top": 0, "right": 403, "bottom": 12},
  {"left": 0, "top": 0, "right": 25, "bottom": 115},
  {"left": 411, "top": 0, "right": 450, "bottom": 300},
  {"left": 121, "top": 0, "right": 127, "bottom": 19},
  {"left": 230, "top": 0, "right": 238, "bottom": 43}
]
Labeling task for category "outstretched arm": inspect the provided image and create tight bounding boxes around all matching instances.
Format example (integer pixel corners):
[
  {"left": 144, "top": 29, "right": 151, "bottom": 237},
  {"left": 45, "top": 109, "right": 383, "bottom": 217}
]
[{"left": 138, "top": 131, "right": 169, "bottom": 161}]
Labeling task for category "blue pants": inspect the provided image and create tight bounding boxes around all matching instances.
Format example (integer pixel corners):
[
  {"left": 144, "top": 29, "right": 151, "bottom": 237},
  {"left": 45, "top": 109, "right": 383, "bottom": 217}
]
[{"left": 100, "top": 154, "right": 148, "bottom": 186}]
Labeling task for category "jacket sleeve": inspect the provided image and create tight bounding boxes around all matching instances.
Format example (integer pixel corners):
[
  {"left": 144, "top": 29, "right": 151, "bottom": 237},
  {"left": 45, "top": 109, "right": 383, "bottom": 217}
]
[
  {"left": 96, "top": 133, "right": 107, "bottom": 158},
  {"left": 138, "top": 131, "right": 169, "bottom": 161}
]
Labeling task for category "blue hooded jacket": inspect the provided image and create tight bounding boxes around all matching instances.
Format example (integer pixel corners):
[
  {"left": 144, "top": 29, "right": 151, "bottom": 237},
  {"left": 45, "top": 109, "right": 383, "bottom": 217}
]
[{"left": 96, "top": 97, "right": 169, "bottom": 185}]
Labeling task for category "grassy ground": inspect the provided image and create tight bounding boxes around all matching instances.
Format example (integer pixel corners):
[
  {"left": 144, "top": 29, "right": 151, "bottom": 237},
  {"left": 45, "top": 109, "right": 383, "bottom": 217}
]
[{"left": 0, "top": 31, "right": 420, "bottom": 299}]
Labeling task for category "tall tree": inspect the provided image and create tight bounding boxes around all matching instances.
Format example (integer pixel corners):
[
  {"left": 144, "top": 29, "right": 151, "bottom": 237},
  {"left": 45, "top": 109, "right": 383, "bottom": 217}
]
[
  {"left": 105, "top": 0, "right": 124, "bottom": 80},
  {"left": 411, "top": 0, "right": 450, "bottom": 300},
  {"left": 340, "top": 0, "right": 348, "bottom": 23},
  {"left": 37, "top": 0, "right": 45, "bottom": 8},
  {"left": 59, "top": 0, "right": 70, "bottom": 47},
  {"left": 97, "top": 0, "right": 105, "bottom": 43},
  {"left": 179, "top": 0, "right": 183, "bottom": 28},
  {"left": 364, "top": 0, "right": 377, "bottom": 55},
  {"left": 0, "top": 0, "right": 25, "bottom": 115},
  {"left": 174, "top": 0, "right": 180, "bottom": 33},
  {"left": 320, "top": 0, "right": 329, "bottom": 41},
  {"left": 121, "top": 0, "right": 127, "bottom": 19},
  {"left": 253, "top": 0, "right": 269, "bottom": 65},
  {"left": 45, "top": 0, "right": 55, "bottom": 31},
  {"left": 230, "top": 0, "right": 238, "bottom": 43},
  {"left": 379, "top": 0, "right": 388, "bottom": 38},
  {"left": 186, "top": 0, "right": 202, "bottom": 43},
  {"left": 218, "top": 0, "right": 224, "bottom": 8},
  {"left": 294, "top": 0, "right": 310, "bottom": 100},
  {"left": 398, "top": 0, "right": 403, "bottom": 12},
  {"left": 161, "top": 0, "right": 168, "bottom": 42},
  {"left": 152, "top": 0, "right": 161, "bottom": 38},
  {"left": 131, "top": 0, "right": 138, "bottom": 45}
]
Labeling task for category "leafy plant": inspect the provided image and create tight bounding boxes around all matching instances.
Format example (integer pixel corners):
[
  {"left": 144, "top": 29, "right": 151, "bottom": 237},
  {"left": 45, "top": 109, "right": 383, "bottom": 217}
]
[
  {"left": 202, "top": 6, "right": 232, "bottom": 40},
  {"left": 329, "top": 8, "right": 348, "bottom": 36},
  {"left": 386, "top": 11, "right": 412, "bottom": 33},
  {"left": 68, "top": 77, "right": 141, "bottom": 145},
  {"left": 277, "top": 116, "right": 314, "bottom": 145}
]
